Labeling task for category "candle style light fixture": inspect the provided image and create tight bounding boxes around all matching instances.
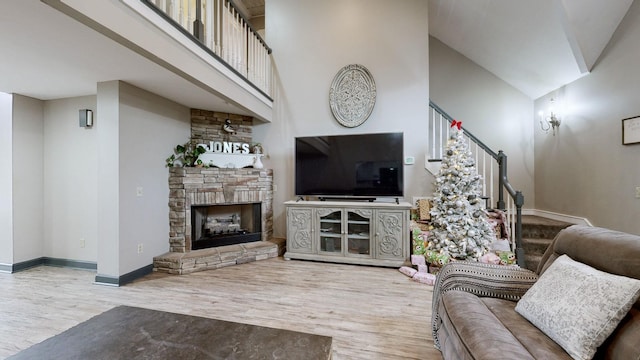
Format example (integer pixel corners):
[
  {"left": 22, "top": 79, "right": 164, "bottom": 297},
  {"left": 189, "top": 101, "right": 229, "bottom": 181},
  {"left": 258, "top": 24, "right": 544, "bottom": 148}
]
[{"left": 539, "top": 98, "right": 561, "bottom": 136}]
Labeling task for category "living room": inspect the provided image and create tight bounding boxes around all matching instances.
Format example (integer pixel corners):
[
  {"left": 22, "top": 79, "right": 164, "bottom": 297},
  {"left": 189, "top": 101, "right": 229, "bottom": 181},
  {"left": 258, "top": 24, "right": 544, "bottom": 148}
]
[{"left": 1, "top": 0, "right": 640, "bottom": 358}]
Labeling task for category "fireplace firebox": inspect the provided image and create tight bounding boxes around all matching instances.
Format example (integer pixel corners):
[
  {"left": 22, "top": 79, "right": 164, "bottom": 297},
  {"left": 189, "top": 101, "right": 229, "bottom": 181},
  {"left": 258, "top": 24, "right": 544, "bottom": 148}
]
[{"left": 191, "top": 203, "right": 262, "bottom": 250}]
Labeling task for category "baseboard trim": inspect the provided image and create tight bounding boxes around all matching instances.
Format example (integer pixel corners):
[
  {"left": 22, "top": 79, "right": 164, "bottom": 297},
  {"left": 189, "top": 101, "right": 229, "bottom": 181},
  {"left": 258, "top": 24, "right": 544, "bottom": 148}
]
[
  {"left": 0, "top": 263, "right": 14, "bottom": 273},
  {"left": 0, "top": 257, "right": 98, "bottom": 274},
  {"left": 94, "top": 275, "right": 119, "bottom": 286},
  {"left": 522, "top": 209, "right": 593, "bottom": 226},
  {"left": 43, "top": 258, "right": 98, "bottom": 270},
  {"left": 94, "top": 264, "right": 154, "bottom": 287},
  {"left": 13, "top": 257, "right": 48, "bottom": 272},
  {"left": 4, "top": 258, "right": 152, "bottom": 286}
]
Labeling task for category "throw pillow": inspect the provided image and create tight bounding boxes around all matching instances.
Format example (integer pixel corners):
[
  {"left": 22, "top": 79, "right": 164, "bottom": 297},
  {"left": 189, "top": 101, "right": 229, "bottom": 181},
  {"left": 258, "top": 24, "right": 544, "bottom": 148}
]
[{"left": 514, "top": 254, "right": 640, "bottom": 360}]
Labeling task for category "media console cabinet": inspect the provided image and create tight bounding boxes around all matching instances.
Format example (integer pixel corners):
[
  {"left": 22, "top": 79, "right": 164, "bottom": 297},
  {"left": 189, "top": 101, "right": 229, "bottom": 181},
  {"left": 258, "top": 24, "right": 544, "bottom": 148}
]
[{"left": 284, "top": 200, "right": 411, "bottom": 267}]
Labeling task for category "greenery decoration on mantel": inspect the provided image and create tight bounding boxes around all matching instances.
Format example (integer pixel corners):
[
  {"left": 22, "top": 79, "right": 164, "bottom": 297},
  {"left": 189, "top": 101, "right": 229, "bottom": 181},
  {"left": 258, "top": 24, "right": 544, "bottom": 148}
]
[{"left": 165, "top": 142, "right": 207, "bottom": 167}]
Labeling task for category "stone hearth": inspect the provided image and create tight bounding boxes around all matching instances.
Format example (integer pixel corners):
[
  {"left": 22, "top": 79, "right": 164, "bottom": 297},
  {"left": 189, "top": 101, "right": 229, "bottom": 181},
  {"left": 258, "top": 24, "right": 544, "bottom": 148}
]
[{"left": 154, "top": 240, "right": 284, "bottom": 275}]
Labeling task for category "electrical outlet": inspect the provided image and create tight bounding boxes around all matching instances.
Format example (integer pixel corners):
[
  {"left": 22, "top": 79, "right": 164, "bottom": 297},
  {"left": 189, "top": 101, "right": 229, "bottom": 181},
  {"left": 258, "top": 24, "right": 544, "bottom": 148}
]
[
  {"left": 636, "top": 186, "right": 640, "bottom": 199},
  {"left": 273, "top": 184, "right": 277, "bottom": 192},
  {"left": 80, "top": 238, "right": 85, "bottom": 248},
  {"left": 137, "top": 243, "right": 143, "bottom": 254},
  {"left": 405, "top": 156, "right": 415, "bottom": 165},
  {"left": 136, "top": 187, "right": 144, "bottom": 197}
]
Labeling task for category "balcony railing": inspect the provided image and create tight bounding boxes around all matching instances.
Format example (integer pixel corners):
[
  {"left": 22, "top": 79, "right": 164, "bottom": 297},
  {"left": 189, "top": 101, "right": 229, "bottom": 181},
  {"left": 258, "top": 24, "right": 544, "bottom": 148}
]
[{"left": 143, "top": 0, "right": 273, "bottom": 99}]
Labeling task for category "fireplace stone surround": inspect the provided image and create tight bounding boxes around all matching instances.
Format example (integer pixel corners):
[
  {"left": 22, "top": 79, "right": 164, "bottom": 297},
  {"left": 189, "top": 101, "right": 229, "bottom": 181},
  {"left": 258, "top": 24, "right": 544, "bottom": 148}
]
[
  {"left": 153, "top": 110, "right": 282, "bottom": 275},
  {"left": 168, "top": 167, "right": 274, "bottom": 252}
]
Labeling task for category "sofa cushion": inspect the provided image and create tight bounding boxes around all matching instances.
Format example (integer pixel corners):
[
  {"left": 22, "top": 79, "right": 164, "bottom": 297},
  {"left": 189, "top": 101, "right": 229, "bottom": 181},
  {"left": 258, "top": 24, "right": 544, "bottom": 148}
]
[
  {"left": 481, "top": 297, "right": 572, "bottom": 359},
  {"left": 595, "top": 307, "right": 640, "bottom": 360},
  {"left": 537, "top": 225, "right": 640, "bottom": 280},
  {"left": 515, "top": 255, "right": 640, "bottom": 360},
  {"left": 441, "top": 290, "right": 535, "bottom": 359}
]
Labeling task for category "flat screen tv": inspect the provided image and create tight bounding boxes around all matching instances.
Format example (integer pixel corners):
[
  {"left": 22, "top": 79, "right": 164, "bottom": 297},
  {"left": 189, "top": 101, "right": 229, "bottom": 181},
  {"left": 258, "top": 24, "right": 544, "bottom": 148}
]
[{"left": 295, "top": 132, "right": 404, "bottom": 198}]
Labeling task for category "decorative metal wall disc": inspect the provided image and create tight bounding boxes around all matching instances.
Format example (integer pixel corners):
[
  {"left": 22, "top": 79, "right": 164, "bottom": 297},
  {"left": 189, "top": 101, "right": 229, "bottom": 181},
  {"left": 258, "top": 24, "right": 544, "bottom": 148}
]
[{"left": 329, "top": 64, "right": 376, "bottom": 128}]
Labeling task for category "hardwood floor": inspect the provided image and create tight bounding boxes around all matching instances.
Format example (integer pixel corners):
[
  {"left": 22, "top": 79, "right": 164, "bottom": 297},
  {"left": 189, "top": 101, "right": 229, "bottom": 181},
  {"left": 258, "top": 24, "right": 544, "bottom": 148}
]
[{"left": 0, "top": 257, "right": 442, "bottom": 359}]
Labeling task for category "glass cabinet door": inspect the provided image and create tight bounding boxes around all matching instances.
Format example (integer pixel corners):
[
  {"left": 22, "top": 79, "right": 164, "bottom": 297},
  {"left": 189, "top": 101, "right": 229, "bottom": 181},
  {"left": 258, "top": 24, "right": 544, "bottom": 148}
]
[
  {"left": 347, "top": 211, "right": 371, "bottom": 256},
  {"left": 319, "top": 210, "right": 342, "bottom": 253}
]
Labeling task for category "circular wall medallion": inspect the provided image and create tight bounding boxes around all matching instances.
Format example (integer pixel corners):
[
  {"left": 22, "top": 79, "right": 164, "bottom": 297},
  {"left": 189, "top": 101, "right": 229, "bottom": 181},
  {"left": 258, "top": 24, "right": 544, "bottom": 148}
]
[{"left": 329, "top": 64, "right": 377, "bottom": 128}]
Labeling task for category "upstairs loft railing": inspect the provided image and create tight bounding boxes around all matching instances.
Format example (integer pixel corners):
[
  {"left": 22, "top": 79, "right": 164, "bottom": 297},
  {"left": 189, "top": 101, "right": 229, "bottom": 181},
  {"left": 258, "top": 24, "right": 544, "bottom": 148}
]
[
  {"left": 143, "top": 0, "right": 273, "bottom": 99},
  {"left": 428, "top": 101, "right": 525, "bottom": 266}
]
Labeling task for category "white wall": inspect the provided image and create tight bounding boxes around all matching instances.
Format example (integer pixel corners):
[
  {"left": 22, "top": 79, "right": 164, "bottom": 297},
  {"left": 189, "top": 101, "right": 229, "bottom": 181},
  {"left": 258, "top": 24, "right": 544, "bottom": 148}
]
[
  {"left": 97, "top": 81, "right": 121, "bottom": 278},
  {"left": 259, "top": 0, "right": 430, "bottom": 237},
  {"left": 117, "top": 82, "right": 190, "bottom": 275},
  {"left": 0, "top": 93, "right": 13, "bottom": 265},
  {"left": 96, "top": 81, "right": 191, "bottom": 279},
  {"left": 96, "top": 81, "right": 190, "bottom": 278},
  {"left": 429, "top": 37, "right": 536, "bottom": 209},
  {"left": 534, "top": 0, "right": 640, "bottom": 235},
  {"left": 13, "top": 95, "right": 44, "bottom": 262},
  {"left": 43, "top": 96, "right": 97, "bottom": 262}
]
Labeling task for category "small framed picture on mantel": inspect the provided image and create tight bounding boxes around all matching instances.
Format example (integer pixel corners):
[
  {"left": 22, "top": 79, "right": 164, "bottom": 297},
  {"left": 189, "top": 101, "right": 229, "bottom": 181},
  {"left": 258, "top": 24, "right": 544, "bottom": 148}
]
[{"left": 622, "top": 116, "right": 640, "bottom": 145}]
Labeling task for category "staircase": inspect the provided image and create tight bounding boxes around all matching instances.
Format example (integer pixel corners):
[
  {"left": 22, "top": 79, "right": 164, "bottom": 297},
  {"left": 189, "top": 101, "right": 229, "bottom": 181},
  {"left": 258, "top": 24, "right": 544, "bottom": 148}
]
[
  {"left": 428, "top": 101, "right": 582, "bottom": 270},
  {"left": 520, "top": 216, "right": 572, "bottom": 271}
]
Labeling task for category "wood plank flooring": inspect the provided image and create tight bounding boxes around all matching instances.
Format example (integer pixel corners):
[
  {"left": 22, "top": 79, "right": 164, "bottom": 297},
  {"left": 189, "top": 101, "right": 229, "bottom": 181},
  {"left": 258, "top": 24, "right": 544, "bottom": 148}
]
[{"left": 0, "top": 257, "right": 442, "bottom": 359}]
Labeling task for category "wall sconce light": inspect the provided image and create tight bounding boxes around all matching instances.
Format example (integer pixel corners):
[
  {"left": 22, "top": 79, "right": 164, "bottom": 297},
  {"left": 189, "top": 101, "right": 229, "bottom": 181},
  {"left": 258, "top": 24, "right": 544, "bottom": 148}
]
[
  {"left": 539, "top": 98, "right": 561, "bottom": 136},
  {"left": 79, "top": 109, "right": 93, "bottom": 128}
]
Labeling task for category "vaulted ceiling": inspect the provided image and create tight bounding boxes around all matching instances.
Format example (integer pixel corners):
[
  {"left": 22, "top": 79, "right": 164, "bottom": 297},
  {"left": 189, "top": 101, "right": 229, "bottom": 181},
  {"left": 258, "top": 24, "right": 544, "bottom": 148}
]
[
  {"left": 429, "top": 0, "right": 634, "bottom": 99},
  {"left": 0, "top": 1, "right": 634, "bottom": 109}
]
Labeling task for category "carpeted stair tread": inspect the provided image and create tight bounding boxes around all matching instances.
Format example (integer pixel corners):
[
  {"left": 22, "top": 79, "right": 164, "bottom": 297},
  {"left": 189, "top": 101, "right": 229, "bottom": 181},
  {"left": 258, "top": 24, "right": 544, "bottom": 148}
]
[
  {"left": 519, "top": 216, "right": 573, "bottom": 271},
  {"left": 524, "top": 253, "right": 543, "bottom": 272},
  {"left": 521, "top": 237, "right": 554, "bottom": 256},
  {"left": 521, "top": 215, "right": 572, "bottom": 227},
  {"left": 521, "top": 216, "right": 572, "bottom": 239}
]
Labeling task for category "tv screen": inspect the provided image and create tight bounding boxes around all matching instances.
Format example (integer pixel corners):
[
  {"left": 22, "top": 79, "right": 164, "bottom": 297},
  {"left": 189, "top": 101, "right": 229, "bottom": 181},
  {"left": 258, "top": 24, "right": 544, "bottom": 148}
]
[{"left": 295, "top": 132, "right": 404, "bottom": 198}]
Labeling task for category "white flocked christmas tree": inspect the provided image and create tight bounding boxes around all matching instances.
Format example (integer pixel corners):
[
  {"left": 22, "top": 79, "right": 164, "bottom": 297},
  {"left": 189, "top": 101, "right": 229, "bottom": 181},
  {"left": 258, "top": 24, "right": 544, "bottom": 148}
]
[{"left": 427, "top": 121, "right": 494, "bottom": 261}]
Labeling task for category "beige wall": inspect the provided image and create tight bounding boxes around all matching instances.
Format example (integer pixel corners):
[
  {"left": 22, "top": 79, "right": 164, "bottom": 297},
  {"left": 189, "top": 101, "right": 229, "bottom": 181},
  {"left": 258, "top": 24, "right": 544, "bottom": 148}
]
[
  {"left": 259, "top": 0, "right": 430, "bottom": 238},
  {"left": 534, "top": 0, "right": 640, "bottom": 235},
  {"left": 429, "top": 37, "right": 536, "bottom": 210}
]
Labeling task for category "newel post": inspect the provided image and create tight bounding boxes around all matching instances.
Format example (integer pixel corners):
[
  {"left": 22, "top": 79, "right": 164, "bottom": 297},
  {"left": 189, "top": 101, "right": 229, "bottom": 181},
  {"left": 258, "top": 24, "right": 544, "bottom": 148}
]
[{"left": 497, "top": 150, "right": 507, "bottom": 210}]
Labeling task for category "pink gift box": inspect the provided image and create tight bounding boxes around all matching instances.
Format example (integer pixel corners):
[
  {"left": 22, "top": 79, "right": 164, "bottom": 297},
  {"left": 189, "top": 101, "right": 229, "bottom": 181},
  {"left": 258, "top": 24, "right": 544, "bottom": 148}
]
[
  {"left": 411, "top": 254, "right": 426, "bottom": 266},
  {"left": 412, "top": 272, "right": 436, "bottom": 285}
]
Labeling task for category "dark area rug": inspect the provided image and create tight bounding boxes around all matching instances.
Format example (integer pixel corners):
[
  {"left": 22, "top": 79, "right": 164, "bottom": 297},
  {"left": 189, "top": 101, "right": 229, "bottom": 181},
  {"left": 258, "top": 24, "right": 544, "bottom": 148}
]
[{"left": 9, "top": 305, "right": 332, "bottom": 359}]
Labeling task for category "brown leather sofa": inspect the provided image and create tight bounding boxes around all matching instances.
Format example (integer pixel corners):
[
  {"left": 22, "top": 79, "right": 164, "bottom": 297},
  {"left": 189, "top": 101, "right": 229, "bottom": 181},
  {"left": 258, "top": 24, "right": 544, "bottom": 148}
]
[{"left": 431, "top": 225, "right": 640, "bottom": 360}]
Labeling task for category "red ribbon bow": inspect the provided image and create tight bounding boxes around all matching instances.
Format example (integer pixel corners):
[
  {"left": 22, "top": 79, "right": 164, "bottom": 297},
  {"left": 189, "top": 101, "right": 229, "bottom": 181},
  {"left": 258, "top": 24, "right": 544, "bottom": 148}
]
[{"left": 450, "top": 120, "right": 462, "bottom": 130}]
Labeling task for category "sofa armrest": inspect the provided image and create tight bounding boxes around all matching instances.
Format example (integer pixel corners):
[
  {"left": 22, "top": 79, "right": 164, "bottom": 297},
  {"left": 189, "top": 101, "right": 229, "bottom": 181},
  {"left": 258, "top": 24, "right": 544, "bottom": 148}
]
[{"left": 431, "top": 261, "right": 538, "bottom": 349}]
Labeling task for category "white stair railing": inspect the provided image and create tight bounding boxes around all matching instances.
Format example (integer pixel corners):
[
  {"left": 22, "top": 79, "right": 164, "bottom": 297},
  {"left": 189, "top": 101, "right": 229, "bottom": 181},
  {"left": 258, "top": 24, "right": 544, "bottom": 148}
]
[{"left": 427, "top": 103, "right": 498, "bottom": 209}]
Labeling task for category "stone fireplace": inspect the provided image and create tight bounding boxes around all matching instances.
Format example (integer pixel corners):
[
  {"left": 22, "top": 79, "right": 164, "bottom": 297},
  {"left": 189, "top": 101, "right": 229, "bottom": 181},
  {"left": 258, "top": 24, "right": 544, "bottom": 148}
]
[
  {"left": 191, "top": 202, "right": 262, "bottom": 250},
  {"left": 166, "top": 167, "right": 273, "bottom": 253},
  {"left": 153, "top": 110, "right": 281, "bottom": 275}
]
